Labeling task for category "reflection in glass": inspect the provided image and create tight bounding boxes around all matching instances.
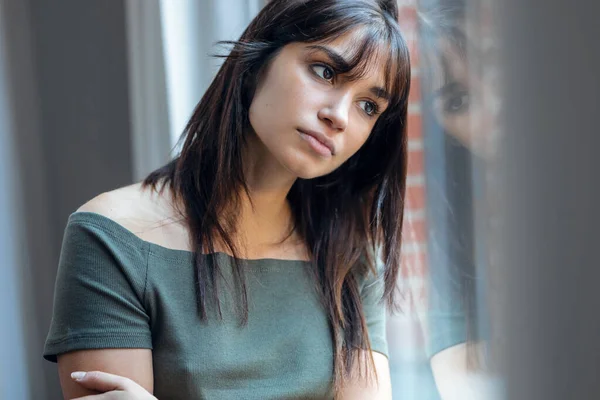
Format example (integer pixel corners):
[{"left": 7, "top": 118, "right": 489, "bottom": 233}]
[{"left": 386, "top": 0, "right": 502, "bottom": 398}]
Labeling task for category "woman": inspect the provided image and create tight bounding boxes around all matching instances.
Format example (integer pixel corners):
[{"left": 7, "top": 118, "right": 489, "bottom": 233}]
[{"left": 43, "top": 0, "right": 411, "bottom": 399}]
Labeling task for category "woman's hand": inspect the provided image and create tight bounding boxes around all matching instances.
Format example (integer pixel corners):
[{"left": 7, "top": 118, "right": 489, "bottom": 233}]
[{"left": 69, "top": 371, "right": 157, "bottom": 400}]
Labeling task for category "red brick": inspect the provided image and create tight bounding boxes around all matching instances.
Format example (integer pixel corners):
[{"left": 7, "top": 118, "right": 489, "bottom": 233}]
[
  {"left": 400, "top": 252, "right": 428, "bottom": 279},
  {"left": 407, "top": 38, "right": 420, "bottom": 68},
  {"left": 407, "top": 149, "right": 424, "bottom": 175},
  {"left": 405, "top": 185, "right": 426, "bottom": 210},
  {"left": 398, "top": 6, "right": 418, "bottom": 30},
  {"left": 401, "top": 218, "right": 427, "bottom": 243},
  {"left": 407, "top": 114, "right": 422, "bottom": 139},
  {"left": 408, "top": 76, "right": 421, "bottom": 102}
]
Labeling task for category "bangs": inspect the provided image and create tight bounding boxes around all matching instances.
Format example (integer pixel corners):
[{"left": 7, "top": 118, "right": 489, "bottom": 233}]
[{"left": 320, "top": 25, "right": 411, "bottom": 109}]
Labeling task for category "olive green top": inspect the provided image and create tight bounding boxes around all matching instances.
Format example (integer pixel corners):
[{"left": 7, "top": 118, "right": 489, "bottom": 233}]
[{"left": 43, "top": 212, "right": 388, "bottom": 399}]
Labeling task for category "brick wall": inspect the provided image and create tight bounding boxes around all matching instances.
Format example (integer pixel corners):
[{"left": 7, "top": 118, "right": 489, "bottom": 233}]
[{"left": 386, "top": 1, "right": 429, "bottom": 358}]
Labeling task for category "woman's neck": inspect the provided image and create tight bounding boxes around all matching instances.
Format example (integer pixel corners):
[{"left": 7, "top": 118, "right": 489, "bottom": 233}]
[{"left": 229, "top": 134, "right": 304, "bottom": 258}]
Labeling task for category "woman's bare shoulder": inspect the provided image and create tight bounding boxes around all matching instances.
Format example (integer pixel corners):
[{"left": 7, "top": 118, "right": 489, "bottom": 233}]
[
  {"left": 75, "top": 182, "right": 189, "bottom": 248},
  {"left": 76, "top": 182, "right": 161, "bottom": 221}
]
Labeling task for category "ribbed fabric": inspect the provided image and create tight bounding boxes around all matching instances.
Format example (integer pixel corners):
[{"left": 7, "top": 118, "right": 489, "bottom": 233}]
[{"left": 44, "top": 212, "right": 389, "bottom": 400}]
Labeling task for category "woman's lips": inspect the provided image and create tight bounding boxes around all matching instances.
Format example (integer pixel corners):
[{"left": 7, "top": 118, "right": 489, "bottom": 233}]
[{"left": 297, "top": 129, "right": 335, "bottom": 158}]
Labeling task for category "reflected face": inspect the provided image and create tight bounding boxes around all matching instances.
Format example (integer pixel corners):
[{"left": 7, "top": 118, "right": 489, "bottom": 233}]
[
  {"left": 248, "top": 30, "right": 391, "bottom": 179},
  {"left": 428, "top": 33, "right": 498, "bottom": 158}
]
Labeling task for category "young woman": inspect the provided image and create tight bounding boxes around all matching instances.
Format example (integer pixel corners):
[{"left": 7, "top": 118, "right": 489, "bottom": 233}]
[{"left": 43, "top": 0, "right": 411, "bottom": 399}]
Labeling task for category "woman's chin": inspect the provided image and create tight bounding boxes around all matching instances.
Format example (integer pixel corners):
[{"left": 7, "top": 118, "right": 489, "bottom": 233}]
[
  {"left": 285, "top": 161, "right": 331, "bottom": 181},
  {"left": 285, "top": 165, "right": 319, "bottom": 180},
  {"left": 278, "top": 148, "right": 337, "bottom": 180}
]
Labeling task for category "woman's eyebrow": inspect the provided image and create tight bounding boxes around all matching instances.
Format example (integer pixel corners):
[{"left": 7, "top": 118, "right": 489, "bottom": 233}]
[
  {"left": 371, "top": 87, "right": 390, "bottom": 102},
  {"left": 434, "top": 81, "right": 463, "bottom": 97},
  {"left": 305, "top": 44, "right": 351, "bottom": 71}
]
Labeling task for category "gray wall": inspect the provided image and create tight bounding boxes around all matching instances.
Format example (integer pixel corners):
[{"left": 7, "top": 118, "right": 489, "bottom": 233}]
[
  {"left": 29, "top": 0, "right": 134, "bottom": 242},
  {"left": 1, "top": 0, "right": 134, "bottom": 398},
  {"left": 497, "top": 0, "right": 600, "bottom": 398}
]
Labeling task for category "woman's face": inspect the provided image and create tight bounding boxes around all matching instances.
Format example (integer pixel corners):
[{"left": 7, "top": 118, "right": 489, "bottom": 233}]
[
  {"left": 428, "top": 32, "right": 499, "bottom": 158},
  {"left": 248, "top": 31, "right": 391, "bottom": 179}
]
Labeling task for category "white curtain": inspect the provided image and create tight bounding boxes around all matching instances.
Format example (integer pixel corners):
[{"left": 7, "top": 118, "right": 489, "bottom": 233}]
[
  {"left": 0, "top": 8, "right": 31, "bottom": 398},
  {"left": 126, "top": 0, "right": 266, "bottom": 181},
  {"left": 159, "top": 0, "right": 265, "bottom": 148},
  {"left": 0, "top": 0, "right": 53, "bottom": 398}
]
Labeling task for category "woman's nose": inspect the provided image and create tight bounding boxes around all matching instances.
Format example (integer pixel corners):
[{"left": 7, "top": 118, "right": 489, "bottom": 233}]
[{"left": 317, "top": 94, "right": 351, "bottom": 132}]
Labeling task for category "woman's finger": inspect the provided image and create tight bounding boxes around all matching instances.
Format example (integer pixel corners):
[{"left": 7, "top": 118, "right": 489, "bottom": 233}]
[{"left": 71, "top": 371, "right": 136, "bottom": 393}]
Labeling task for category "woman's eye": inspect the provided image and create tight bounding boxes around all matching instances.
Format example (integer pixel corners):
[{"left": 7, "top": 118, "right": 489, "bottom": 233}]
[
  {"left": 443, "top": 91, "right": 470, "bottom": 113},
  {"left": 312, "top": 65, "right": 335, "bottom": 82},
  {"left": 359, "top": 100, "right": 379, "bottom": 116}
]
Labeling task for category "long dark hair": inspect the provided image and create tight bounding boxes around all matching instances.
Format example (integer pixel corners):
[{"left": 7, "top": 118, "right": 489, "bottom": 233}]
[{"left": 143, "top": 0, "right": 411, "bottom": 391}]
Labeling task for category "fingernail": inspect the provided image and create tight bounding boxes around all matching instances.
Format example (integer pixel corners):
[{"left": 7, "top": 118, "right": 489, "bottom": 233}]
[{"left": 71, "top": 371, "right": 86, "bottom": 380}]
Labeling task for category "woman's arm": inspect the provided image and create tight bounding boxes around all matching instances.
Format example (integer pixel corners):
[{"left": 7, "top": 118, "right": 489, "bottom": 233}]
[
  {"left": 57, "top": 348, "right": 153, "bottom": 399},
  {"left": 431, "top": 342, "right": 499, "bottom": 400},
  {"left": 338, "top": 351, "right": 392, "bottom": 400}
]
